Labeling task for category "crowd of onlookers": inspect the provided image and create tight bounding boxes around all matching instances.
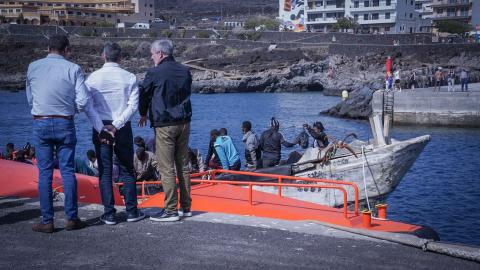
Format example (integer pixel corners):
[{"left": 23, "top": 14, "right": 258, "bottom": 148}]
[{"left": 386, "top": 66, "right": 470, "bottom": 92}]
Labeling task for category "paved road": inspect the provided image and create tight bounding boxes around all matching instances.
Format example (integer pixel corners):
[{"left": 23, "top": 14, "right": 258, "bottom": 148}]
[{"left": 0, "top": 197, "right": 478, "bottom": 269}]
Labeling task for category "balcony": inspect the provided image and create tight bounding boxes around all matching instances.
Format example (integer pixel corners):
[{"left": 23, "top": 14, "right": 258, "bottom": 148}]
[
  {"left": 431, "top": 0, "right": 471, "bottom": 8},
  {"left": 305, "top": 17, "right": 339, "bottom": 24},
  {"left": 306, "top": 4, "right": 345, "bottom": 12},
  {"left": 349, "top": 4, "right": 396, "bottom": 12}
]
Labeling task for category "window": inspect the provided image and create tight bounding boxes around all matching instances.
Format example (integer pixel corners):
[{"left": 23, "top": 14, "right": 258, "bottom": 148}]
[
  {"left": 76, "top": 11, "right": 81, "bottom": 15},
  {"left": 100, "top": 13, "right": 105, "bottom": 17},
  {"left": 385, "top": 26, "right": 390, "bottom": 32},
  {"left": 372, "top": 13, "right": 379, "bottom": 19},
  {"left": 386, "top": 0, "right": 391, "bottom": 6},
  {"left": 373, "top": 0, "right": 379, "bottom": 7},
  {"left": 410, "top": 13, "right": 413, "bottom": 18},
  {"left": 364, "top": 1, "right": 369, "bottom": 7},
  {"left": 364, "top": 13, "right": 369, "bottom": 20},
  {"left": 354, "top": 14, "right": 359, "bottom": 20},
  {"left": 354, "top": 1, "right": 359, "bottom": 8},
  {"left": 447, "top": 7, "right": 455, "bottom": 17},
  {"left": 437, "top": 8, "right": 443, "bottom": 14},
  {"left": 385, "top": 12, "right": 390, "bottom": 19}
]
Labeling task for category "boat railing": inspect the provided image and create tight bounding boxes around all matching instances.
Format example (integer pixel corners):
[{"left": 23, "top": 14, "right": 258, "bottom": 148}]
[{"left": 117, "top": 169, "right": 360, "bottom": 218}]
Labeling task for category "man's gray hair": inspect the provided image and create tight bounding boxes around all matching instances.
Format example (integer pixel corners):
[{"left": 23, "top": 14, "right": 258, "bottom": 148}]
[
  {"left": 151, "top": 39, "right": 174, "bottom": 56},
  {"left": 103, "top": 42, "right": 122, "bottom": 62}
]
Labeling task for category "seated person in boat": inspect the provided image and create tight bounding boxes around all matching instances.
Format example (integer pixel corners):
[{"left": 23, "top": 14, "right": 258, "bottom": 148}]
[
  {"left": 303, "top": 121, "right": 329, "bottom": 149},
  {"left": 241, "top": 120, "right": 261, "bottom": 171},
  {"left": 259, "top": 117, "right": 296, "bottom": 168},
  {"left": 134, "top": 135, "right": 156, "bottom": 153},
  {"left": 205, "top": 129, "right": 222, "bottom": 170},
  {"left": 212, "top": 129, "right": 241, "bottom": 171},
  {"left": 134, "top": 147, "right": 159, "bottom": 181},
  {"left": 188, "top": 147, "right": 206, "bottom": 173}
]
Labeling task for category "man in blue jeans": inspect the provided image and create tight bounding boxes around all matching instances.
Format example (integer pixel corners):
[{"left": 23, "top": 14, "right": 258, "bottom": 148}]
[
  {"left": 26, "top": 34, "right": 92, "bottom": 233},
  {"left": 84, "top": 42, "right": 145, "bottom": 225}
]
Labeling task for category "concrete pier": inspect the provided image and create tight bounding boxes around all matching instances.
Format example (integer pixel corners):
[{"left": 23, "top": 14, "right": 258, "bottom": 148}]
[
  {"left": 372, "top": 83, "right": 480, "bottom": 127},
  {"left": 1, "top": 197, "right": 478, "bottom": 269}
]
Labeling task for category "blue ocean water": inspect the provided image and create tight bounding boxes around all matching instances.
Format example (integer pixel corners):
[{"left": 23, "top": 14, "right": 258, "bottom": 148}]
[{"left": 1, "top": 91, "right": 479, "bottom": 246}]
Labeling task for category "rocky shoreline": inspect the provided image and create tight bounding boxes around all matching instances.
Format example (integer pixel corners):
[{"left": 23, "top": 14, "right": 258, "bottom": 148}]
[{"left": 2, "top": 38, "right": 480, "bottom": 121}]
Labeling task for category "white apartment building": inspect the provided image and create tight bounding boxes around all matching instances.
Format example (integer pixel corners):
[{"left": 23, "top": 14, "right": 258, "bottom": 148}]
[
  {"left": 121, "top": 0, "right": 155, "bottom": 24},
  {"left": 280, "top": 0, "right": 428, "bottom": 33},
  {"left": 415, "top": 0, "right": 433, "bottom": 19}
]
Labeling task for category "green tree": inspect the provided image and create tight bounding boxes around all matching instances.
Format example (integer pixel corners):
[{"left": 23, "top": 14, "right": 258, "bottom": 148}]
[
  {"left": 196, "top": 31, "right": 210, "bottom": 38},
  {"left": 245, "top": 16, "right": 280, "bottom": 31},
  {"left": 333, "top": 17, "right": 358, "bottom": 32},
  {"left": 436, "top": 20, "right": 472, "bottom": 34},
  {"left": 161, "top": 29, "right": 172, "bottom": 38}
]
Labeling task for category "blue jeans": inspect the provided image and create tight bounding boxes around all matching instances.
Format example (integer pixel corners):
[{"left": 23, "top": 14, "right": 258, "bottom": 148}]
[
  {"left": 93, "top": 121, "right": 137, "bottom": 215},
  {"left": 33, "top": 118, "right": 78, "bottom": 224}
]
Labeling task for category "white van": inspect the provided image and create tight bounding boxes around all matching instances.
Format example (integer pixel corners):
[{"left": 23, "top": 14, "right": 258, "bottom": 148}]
[{"left": 132, "top": 23, "right": 150, "bottom": 29}]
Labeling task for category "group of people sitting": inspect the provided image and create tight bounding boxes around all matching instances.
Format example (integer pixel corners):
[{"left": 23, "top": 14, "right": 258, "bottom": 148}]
[
  {"left": 205, "top": 118, "right": 329, "bottom": 172},
  {"left": 1, "top": 142, "right": 36, "bottom": 164},
  {"left": 75, "top": 135, "right": 204, "bottom": 183}
]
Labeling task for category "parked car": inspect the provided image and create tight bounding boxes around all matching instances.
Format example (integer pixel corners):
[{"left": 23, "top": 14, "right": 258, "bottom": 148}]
[{"left": 132, "top": 23, "right": 150, "bottom": 29}]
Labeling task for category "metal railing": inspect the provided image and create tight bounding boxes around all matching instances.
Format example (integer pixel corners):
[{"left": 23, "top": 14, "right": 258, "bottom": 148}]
[{"left": 118, "top": 169, "right": 360, "bottom": 219}]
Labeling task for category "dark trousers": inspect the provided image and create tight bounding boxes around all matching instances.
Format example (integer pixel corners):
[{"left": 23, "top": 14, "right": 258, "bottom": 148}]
[
  {"left": 93, "top": 121, "right": 137, "bottom": 215},
  {"left": 229, "top": 159, "right": 241, "bottom": 171},
  {"left": 461, "top": 78, "right": 468, "bottom": 91},
  {"left": 262, "top": 158, "right": 280, "bottom": 168}
]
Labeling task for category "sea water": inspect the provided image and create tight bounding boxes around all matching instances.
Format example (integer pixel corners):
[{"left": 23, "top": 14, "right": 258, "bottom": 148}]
[{"left": 1, "top": 91, "right": 479, "bottom": 246}]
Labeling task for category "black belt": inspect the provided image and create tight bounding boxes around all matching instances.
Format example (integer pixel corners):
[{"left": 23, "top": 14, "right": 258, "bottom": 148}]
[{"left": 33, "top": 115, "right": 73, "bottom": 120}]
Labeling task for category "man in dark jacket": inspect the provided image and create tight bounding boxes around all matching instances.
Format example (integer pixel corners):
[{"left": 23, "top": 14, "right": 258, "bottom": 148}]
[
  {"left": 138, "top": 39, "right": 192, "bottom": 222},
  {"left": 259, "top": 117, "right": 295, "bottom": 168}
]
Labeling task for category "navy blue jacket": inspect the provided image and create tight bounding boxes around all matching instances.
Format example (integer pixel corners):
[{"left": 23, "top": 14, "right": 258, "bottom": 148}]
[{"left": 139, "top": 56, "right": 192, "bottom": 127}]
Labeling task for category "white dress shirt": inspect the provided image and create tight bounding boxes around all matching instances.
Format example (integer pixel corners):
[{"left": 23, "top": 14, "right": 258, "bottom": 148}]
[{"left": 84, "top": 62, "right": 139, "bottom": 132}]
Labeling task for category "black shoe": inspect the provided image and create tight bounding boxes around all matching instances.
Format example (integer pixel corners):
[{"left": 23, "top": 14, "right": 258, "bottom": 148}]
[
  {"left": 127, "top": 210, "right": 146, "bottom": 222},
  {"left": 178, "top": 208, "right": 192, "bottom": 217},
  {"left": 100, "top": 213, "right": 117, "bottom": 225},
  {"left": 150, "top": 209, "right": 180, "bottom": 222},
  {"left": 32, "top": 222, "right": 54, "bottom": 233},
  {"left": 65, "top": 218, "right": 87, "bottom": 231}
]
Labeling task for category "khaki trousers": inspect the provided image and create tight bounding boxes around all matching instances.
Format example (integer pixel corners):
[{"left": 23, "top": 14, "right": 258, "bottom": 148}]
[{"left": 155, "top": 123, "right": 191, "bottom": 212}]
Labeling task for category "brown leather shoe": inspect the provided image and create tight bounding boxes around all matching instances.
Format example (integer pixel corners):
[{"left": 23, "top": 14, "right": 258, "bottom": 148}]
[
  {"left": 32, "top": 222, "right": 54, "bottom": 233},
  {"left": 65, "top": 218, "right": 87, "bottom": 231}
]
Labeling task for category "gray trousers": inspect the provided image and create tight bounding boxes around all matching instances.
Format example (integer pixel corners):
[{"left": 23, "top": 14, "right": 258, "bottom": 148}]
[{"left": 155, "top": 123, "right": 191, "bottom": 212}]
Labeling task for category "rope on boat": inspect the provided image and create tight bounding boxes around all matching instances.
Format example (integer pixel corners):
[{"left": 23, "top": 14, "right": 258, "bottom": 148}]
[{"left": 361, "top": 145, "right": 372, "bottom": 212}]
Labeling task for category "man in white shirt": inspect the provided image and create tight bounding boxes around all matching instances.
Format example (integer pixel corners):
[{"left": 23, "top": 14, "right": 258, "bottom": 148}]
[{"left": 84, "top": 42, "right": 145, "bottom": 225}]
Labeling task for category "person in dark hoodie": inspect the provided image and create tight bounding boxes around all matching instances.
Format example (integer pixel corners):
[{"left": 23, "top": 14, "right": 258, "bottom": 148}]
[
  {"left": 303, "top": 121, "right": 329, "bottom": 149},
  {"left": 259, "top": 117, "right": 295, "bottom": 168},
  {"left": 205, "top": 129, "right": 222, "bottom": 169}
]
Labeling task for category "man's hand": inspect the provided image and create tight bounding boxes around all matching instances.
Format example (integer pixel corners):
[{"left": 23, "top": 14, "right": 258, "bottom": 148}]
[
  {"left": 138, "top": 116, "right": 148, "bottom": 127},
  {"left": 99, "top": 125, "right": 117, "bottom": 145}
]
